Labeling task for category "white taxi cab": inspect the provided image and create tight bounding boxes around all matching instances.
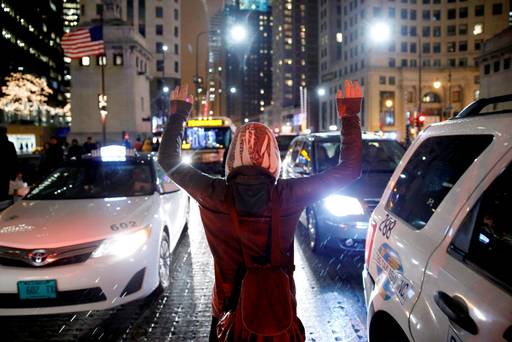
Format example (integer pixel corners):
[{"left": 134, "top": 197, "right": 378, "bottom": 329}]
[
  {"left": 0, "top": 146, "right": 189, "bottom": 315},
  {"left": 363, "top": 95, "right": 512, "bottom": 341}
]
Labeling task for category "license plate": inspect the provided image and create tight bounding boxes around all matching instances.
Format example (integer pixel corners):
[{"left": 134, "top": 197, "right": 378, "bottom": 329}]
[{"left": 18, "top": 280, "right": 57, "bottom": 300}]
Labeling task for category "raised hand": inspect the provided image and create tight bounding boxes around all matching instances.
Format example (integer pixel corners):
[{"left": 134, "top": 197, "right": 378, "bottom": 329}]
[
  {"left": 336, "top": 80, "right": 363, "bottom": 117},
  {"left": 171, "top": 85, "right": 194, "bottom": 104}
]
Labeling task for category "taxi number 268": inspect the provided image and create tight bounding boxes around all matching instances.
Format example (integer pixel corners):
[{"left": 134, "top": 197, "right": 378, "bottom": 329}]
[{"left": 379, "top": 214, "right": 396, "bottom": 239}]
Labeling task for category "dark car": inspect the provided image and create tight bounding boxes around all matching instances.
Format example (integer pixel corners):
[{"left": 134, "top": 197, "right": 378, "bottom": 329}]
[
  {"left": 276, "top": 134, "right": 298, "bottom": 160},
  {"left": 283, "top": 132, "right": 405, "bottom": 253}
]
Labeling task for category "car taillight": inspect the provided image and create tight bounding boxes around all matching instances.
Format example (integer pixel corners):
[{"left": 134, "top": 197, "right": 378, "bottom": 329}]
[{"left": 365, "top": 216, "right": 378, "bottom": 266}]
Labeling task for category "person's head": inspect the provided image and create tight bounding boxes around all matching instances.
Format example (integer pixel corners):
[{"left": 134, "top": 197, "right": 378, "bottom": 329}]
[
  {"left": 0, "top": 126, "right": 7, "bottom": 136},
  {"left": 71, "top": 139, "right": 78, "bottom": 145},
  {"left": 225, "top": 122, "right": 281, "bottom": 179},
  {"left": 86, "top": 136, "right": 92, "bottom": 142},
  {"left": 49, "top": 136, "right": 58, "bottom": 145},
  {"left": 136, "top": 136, "right": 141, "bottom": 142}
]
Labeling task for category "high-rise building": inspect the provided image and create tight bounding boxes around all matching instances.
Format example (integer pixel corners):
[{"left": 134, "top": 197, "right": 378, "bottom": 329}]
[
  {"left": 223, "top": 1, "right": 273, "bottom": 125},
  {"left": 0, "top": 0, "right": 66, "bottom": 109},
  {"left": 270, "top": 0, "right": 318, "bottom": 133},
  {"left": 318, "top": 0, "right": 511, "bottom": 140},
  {"left": 70, "top": 0, "right": 181, "bottom": 142},
  {"left": 63, "top": 0, "right": 81, "bottom": 32}
]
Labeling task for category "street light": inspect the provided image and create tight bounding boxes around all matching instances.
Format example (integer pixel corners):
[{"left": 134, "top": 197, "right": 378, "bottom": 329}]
[
  {"left": 369, "top": 21, "right": 391, "bottom": 44},
  {"left": 163, "top": 86, "right": 169, "bottom": 93},
  {"left": 230, "top": 86, "right": 237, "bottom": 94},
  {"left": 230, "top": 24, "right": 248, "bottom": 43},
  {"left": 433, "top": 80, "right": 441, "bottom": 89},
  {"left": 317, "top": 87, "right": 326, "bottom": 97}
]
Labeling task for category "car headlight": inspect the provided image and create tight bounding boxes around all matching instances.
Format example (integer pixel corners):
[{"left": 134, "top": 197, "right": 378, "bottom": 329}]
[
  {"left": 323, "top": 195, "right": 364, "bottom": 217},
  {"left": 92, "top": 225, "right": 152, "bottom": 258},
  {"left": 182, "top": 155, "right": 192, "bottom": 164}
]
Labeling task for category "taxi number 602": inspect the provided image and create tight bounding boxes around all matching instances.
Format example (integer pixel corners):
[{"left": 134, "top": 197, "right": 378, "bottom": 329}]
[
  {"left": 110, "top": 221, "right": 137, "bottom": 231},
  {"left": 379, "top": 214, "right": 396, "bottom": 239}
]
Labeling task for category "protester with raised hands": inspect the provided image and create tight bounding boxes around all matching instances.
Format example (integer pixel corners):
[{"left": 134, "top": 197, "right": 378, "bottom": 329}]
[{"left": 158, "top": 80, "right": 362, "bottom": 341}]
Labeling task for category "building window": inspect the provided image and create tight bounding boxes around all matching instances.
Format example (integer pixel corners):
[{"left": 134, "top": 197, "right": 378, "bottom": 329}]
[
  {"left": 494, "top": 60, "right": 501, "bottom": 72},
  {"left": 449, "top": 58, "right": 456, "bottom": 67},
  {"left": 492, "top": 3, "right": 503, "bottom": 15},
  {"left": 113, "top": 53, "right": 123, "bottom": 66},
  {"left": 432, "top": 10, "right": 441, "bottom": 21},
  {"left": 410, "top": 42, "right": 417, "bottom": 53},
  {"left": 96, "top": 4, "right": 103, "bottom": 15},
  {"left": 459, "top": 7, "right": 468, "bottom": 18},
  {"left": 388, "top": 7, "right": 395, "bottom": 18},
  {"left": 380, "top": 91, "right": 395, "bottom": 126},
  {"left": 433, "top": 43, "right": 441, "bottom": 53},
  {"left": 484, "top": 64, "right": 491, "bottom": 74},
  {"left": 174, "top": 8, "right": 179, "bottom": 20},
  {"left": 504, "top": 57, "right": 511, "bottom": 70},
  {"left": 389, "top": 43, "right": 396, "bottom": 52},
  {"left": 379, "top": 76, "right": 386, "bottom": 85},
  {"left": 447, "top": 42, "right": 456, "bottom": 53},
  {"left": 389, "top": 58, "right": 396, "bottom": 67},
  {"left": 156, "top": 24, "right": 163, "bottom": 35},
  {"left": 401, "top": 9, "right": 408, "bottom": 19},
  {"left": 423, "top": 43, "right": 431, "bottom": 54},
  {"left": 174, "top": 26, "right": 179, "bottom": 37},
  {"left": 459, "top": 41, "right": 468, "bottom": 52},
  {"left": 410, "top": 59, "right": 417, "bottom": 67},
  {"left": 401, "top": 42, "right": 408, "bottom": 52},
  {"left": 447, "top": 25, "right": 456, "bottom": 36},
  {"left": 156, "top": 60, "right": 164, "bottom": 72},
  {"left": 422, "top": 10, "right": 430, "bottom": 20},
  {"left": 410, "top": 9, "right": 416, "bottom": 20},
  {"left": 389, "top": 76, "right": 396, "bottom": 85},
  {"left": 96, "top": 55, "right": 106, "bottom": 66},
  {"left": 174, "top": 44, "right": 179, "bottom": 54},
  {"left": 373, "top": 6, "right": 382, "bottom": 17},
  {"left": 459, "top": 58, "right": 468, "bottom": 67},
  {"left": 475, "top": 5, "right": 484, "bottom": 16},
  {"left": 422, "top": 26, "right": 430, "bottom": 37},
  {"left": 156, "top": 42, "right": 163, "bottom": 52},
  {"left": 447, "top": 8, "right": 456, "bottom": 20},
  {"left": 401, "top": 59, "right": 408, "bottom": 67},
  {"left": 433, "top": 59, "right": 441, "bottom": 67},
  {"left": 410, "top": 26, "right": 417, "bottom": 36},
  {"left": 156, "top": 6, "right": 163, "bottom": 18},
  {"left": 80, "top": 56, "right": 90, "bottom": 66},
  {"left": 459, "top": 24, "right": 468, "bottom": 35},
  {"left": 401, "top": 25, "right": 408, "bottom": 36},
  {"left": 475, "top": 39, "right": 482, "bottom": 50},
  {"left": 174, "top": 61, "right": 179, "bottom": 73}
]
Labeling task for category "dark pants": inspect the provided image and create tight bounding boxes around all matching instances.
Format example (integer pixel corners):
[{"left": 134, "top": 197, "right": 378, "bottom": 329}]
[{"left": 209, "top": 316, "right": 219, "bottom": 341}]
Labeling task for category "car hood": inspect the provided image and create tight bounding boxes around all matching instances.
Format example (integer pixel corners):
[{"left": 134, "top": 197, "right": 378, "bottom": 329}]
[
  {"left": 338, "top": 171, "right": 393, "bottom": 200},
  {"left": 0, "top": 196, "right": 157, "bottom": 249}
]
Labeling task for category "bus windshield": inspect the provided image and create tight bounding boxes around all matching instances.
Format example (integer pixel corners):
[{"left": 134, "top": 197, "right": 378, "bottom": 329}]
[{"left": 183, "top": 127, "right": 232, "bottom": 150}]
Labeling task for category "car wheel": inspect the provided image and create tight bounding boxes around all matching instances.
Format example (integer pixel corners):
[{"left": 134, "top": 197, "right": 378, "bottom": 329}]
[
  {"left": 158, "top": 232, "right": 171, "bottom": 291},
  {"left": 307, "top": 209, "right": 319, "bottom": 252}
]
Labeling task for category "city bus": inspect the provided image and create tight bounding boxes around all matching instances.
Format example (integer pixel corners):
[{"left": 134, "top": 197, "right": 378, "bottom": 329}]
[{"left": 181, "top": 117, "right": 236, "bottom": 176}]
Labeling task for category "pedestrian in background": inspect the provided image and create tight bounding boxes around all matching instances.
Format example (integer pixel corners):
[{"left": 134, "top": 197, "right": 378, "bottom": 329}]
[
  {"left": 142, "top": 138, "right": 153, "bottom": 152},
  {"left": 39, "top": 136, "right": 64, "bottom": 177},
  {"left": 67, "top": 138, "right": 84, "bottom": 160},
  {"left": 158, "top": 82, "right": 363, "bottom": 341},
  {"left": 0, "top": 126, "right": 18, "bottom": 202},
  {"left": 133, "top": 136, "right": 143, "bottom": 151},
  {"left": 83, "top": 136, "right": 97, "bottom": 154}
]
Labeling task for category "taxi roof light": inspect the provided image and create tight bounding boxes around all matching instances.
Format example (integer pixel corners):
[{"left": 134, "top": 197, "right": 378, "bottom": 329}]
[
  {"left": 187, "top": 119, "right": 224, "bottom": 127},
  {"left": 100, "top": 145, "right": 127, "bottom": 162}
]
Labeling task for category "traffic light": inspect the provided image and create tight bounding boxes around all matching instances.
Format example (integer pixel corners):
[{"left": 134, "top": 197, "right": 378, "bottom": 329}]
[{"left": 416, "top": 114, "right": 426, "bottom": 128}]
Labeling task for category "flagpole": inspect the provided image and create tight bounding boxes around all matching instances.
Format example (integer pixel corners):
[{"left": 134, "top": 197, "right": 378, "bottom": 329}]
[{"left": 100, "top": 5, "right": 107, "bottom": 145}]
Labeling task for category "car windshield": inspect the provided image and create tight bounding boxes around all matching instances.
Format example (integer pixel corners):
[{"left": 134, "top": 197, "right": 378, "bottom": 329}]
[
  {"left": 183, "top": 127, "right": 231, "bottom": 150},
  {"left": 25, "top": 160, "right": 154, "bottom": 200},
  {"left": 315, "top": 139, "right": 405, "bottom": 173}
]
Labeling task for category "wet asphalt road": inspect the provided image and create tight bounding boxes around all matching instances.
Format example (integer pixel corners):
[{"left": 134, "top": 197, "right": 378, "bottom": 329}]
[{"left": 0, "top": 202, "right": 368, "bottom": 341}]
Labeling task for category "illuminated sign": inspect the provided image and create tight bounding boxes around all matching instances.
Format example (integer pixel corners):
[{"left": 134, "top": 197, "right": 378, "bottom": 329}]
[
  {"left": 240, "top": 0, "right": 269, "bottom": 11},
  {"left": 186, "top": 119, "right": 225, "bottom": 127}
]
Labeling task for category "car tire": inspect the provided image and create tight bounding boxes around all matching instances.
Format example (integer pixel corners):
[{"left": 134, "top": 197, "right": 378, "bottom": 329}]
[
  {"left": 157, "top": 232, "right": 171, "bottom": 291},
  {"left": 307, "top": 209, "right": 320, "bottom": 253}
]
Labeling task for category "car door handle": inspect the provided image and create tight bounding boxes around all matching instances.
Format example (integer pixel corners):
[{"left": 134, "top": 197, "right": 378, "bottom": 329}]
[{"left": 434, "top": 291, "right": 478, "bottom": 335}]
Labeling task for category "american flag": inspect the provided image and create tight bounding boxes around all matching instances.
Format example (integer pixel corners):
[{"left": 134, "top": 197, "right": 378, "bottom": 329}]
[{"left": 61, "top": 26, "right": 104, "bottom": 59}]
